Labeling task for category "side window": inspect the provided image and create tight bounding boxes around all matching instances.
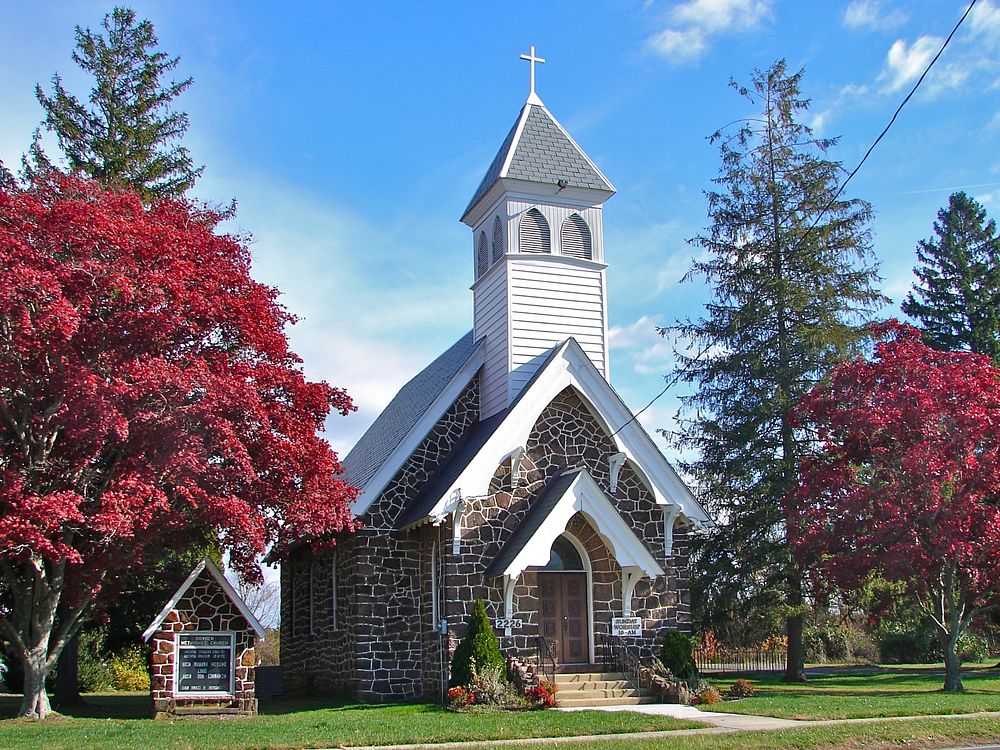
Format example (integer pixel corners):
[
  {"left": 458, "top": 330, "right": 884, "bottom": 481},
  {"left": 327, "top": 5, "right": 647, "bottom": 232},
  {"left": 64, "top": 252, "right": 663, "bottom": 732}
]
[
  {"left": 491, "top": 215, "right": 504, "bottom": 263},
  {"left": 476, "top": 231, "right": 489, "bottom": 277},
  {"left": 561, "top": 213, "right": 592, "bottom": 260}
]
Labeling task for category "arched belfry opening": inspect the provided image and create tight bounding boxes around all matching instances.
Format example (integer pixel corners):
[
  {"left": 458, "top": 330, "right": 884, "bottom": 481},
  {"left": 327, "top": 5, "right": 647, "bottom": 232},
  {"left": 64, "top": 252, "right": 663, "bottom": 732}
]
[
  {"left": 519, "top": 208, "right": 551, "bottom": 254},
  {"left": 476, "top": 231, "right": 489, "bottom": 278},
  {"left": 561, "top": 213, "right": 592, "bottom": 260},
  {"left": 491, "top": 215, "right": 504, "bottom": 264}
]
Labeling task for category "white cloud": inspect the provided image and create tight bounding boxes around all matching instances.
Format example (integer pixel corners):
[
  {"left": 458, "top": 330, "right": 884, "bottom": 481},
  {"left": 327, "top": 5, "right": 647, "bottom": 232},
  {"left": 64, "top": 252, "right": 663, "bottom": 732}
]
[
  {"left": 671, "top": 0, "right": 772, "bottom": 32},
  {"left": 843, "top": 0, "right": 907, "bottom": 31},
  {"left": 970, "top": 0, "right": 1000, "bottom": 42},
  {"left": 609, "top": 315, "right": 665, "bottom": 350},
  {"left": 646, "top": 0, "right": 772, "bottom": 65},
  {"left": 647, "top": 27, "right": 707, "bottom": 64},
  {"left": 807, "top": 109, "right": 830, "bottom": 134},
  {"left": 878, "top": 36, "right": 943, "bottom": 93}
]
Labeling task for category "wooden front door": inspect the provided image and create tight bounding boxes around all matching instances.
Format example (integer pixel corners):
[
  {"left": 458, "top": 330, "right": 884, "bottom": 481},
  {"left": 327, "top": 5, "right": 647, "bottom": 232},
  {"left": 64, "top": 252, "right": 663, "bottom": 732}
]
[{"left": 538, "top": 573, "right": 588, "bottom": 664}]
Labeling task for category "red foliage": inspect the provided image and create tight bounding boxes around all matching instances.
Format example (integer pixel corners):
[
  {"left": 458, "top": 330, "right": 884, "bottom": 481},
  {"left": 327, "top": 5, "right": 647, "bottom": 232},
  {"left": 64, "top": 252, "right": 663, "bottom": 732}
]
[
  {"left": 0, "top": 174, "right": 357, "bottom": 616},
  {"left": 446, "top": 686, "right": 473, "bottom": 709},
  {"left": 524, "top": 680, "right": 557, "bottom": 708},
  {"left": 789, "top": 320, "right": 1000, "bottom": 616}
]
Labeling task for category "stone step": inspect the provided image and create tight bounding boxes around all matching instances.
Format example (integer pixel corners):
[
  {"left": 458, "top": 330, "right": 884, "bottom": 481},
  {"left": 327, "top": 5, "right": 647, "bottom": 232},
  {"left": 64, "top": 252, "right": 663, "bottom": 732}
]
[
  {"left": 555, "top": 672, "right": 624, "bottom": 683},
  {"left": 557, "top": 694, "right": 657, "bottom": 707},
  {"left": 555, "top": 679, "right": 632, "bottom": 691},
  {"left": 556, "top": 688, "right": 641, "bottom": 699}
]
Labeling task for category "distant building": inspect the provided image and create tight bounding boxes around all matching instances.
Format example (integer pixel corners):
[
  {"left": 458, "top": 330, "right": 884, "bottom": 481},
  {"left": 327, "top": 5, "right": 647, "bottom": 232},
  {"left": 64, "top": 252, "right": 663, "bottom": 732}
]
[{"left": 281, "top": 52, "right": 708, "bottom": 702}]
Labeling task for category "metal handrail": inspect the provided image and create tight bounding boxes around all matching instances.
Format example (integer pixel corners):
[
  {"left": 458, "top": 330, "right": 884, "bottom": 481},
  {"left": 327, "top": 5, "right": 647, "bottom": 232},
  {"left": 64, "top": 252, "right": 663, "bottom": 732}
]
[
  {"left": 600, "top": 633, "right": 643, "bottom": 697},
  {"left": 535, "top": 636, "right": 556, "bottom": 684}
]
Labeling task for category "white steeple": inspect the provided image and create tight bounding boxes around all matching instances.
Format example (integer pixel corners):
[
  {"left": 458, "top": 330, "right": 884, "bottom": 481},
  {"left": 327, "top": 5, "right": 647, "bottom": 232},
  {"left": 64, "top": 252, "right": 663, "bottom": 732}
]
[{"left": 463, "top": 50, "right": 616, "bottom": 420}]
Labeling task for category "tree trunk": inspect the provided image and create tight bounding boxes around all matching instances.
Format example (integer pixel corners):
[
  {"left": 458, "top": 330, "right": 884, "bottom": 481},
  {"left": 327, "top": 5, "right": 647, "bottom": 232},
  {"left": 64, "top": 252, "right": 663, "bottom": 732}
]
[
  {"left": 19, "top": 646, "right": 52, "bottom": 719},
  {"left": 783, "top": 570, "right": 807, "bottom": 683},
  {"left": 53, "top": 634, "right": 82, "bottom": 707},
  {"left": 942, "top": 633, "right": 965, "bottom": 692}
]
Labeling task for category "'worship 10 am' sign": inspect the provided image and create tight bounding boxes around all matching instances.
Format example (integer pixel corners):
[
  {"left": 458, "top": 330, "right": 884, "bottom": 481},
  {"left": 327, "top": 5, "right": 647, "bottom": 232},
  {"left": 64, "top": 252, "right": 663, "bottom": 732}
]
[{"left": 175, "top": 632, "right": 234, "bottom": 695}]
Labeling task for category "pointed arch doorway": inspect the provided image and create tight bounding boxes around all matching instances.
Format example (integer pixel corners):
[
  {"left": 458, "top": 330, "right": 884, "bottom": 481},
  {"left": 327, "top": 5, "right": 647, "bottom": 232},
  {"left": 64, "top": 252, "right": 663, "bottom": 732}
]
[{"left": 536, "top": 534, "right": 590, "bottom": 665}]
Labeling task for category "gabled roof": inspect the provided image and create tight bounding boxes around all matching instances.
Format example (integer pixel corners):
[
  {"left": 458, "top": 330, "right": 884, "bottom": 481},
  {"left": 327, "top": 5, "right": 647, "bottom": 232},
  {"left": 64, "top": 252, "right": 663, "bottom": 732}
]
[
  {"left": 395, "top": 343, "right": 563, "bottom": 531},
  {"left": 142, "top": 557, "right": 265, "bottom": 641},
  {"left": 347, "top": 332, "right": 486, "bottom": 517},
  {"left": 485, "top": 468, "right": 664, "bottom": 580},
  {"left": 462, "top": 101, "right": 615, "bottom": 220},
  {"left": 403, "top": 337, "right": 710, "bottom": 529}
]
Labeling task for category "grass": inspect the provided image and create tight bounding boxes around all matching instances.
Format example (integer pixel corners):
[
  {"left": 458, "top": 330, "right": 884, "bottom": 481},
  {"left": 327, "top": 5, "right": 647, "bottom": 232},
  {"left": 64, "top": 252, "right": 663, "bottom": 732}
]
[
  {"left": 701, "top": 663, "right": 1000, "bottom": 720},
  {"left": 0, "top": 693, "right": 702, "bottom": 750},
  {"left": 457, "top": 715, "right": 1000, "bottom": 749}
]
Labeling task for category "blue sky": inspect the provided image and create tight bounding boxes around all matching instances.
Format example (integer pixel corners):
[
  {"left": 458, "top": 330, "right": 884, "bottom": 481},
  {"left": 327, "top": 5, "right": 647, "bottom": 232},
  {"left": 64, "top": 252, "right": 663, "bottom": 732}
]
[{"left": 3, "top": 0, "right": 1000, "bottom": 465}]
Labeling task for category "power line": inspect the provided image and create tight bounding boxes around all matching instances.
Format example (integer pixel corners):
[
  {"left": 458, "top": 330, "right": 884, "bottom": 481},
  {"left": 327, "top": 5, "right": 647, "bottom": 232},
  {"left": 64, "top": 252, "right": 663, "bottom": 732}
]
[{"left": 611, "top": 0, "right": 978, "bottom": 439}]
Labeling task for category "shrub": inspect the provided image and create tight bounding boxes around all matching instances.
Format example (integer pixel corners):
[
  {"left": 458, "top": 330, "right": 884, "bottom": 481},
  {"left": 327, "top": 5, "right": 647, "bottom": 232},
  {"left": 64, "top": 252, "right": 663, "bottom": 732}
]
[
  {"left": 524, "top": 683, "right": 557, "bottom": 708},
  {"left": 468, "top": 663, "right": 518, "bottom": 707},
  {"left": 958, "top": 630, "right": 991, "bottom": 663},
  {"left": 446, "top": 686, "right": 473, "bottom": 711},
  {"left": 109, "top": 646, "right": 150, "bottom": 691},
  {"left": 878, "top": 629, "right": 937, "bottom": 664},
  {"left": 727, "top": 678, "right": 755, "bottom": 699},
  {"left": 660, "top": 630, "right": 697, "bottom": 680},
  {"left": 78, "top": 629, "right": 115, "bottom": 692},
  {"left": 804, "top": 622, "right": 879, "bottom": 663},
  {"left": 695, "top": 686, "right": 723, "bottom": 705},
  {"left": 449, "top": 599, "right": 504, "bottom": 687}
]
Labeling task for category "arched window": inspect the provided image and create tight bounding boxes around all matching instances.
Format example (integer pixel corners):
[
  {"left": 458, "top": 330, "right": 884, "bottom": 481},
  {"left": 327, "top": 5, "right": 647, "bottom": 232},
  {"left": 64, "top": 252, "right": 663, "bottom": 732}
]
[
  {"left": 476, "top": 231, "right": 489, "bottom": 277},
  {"left": 561, "top": 213, "right": 592, "bottom": 260},
  {"left": 491, "top": 215, "right": 504, "bottom": 264},
  {"left": 542, "top": 535, "right": 586, "bottom": 571},
  {"left": 519, "top": 208, "right": 551, "bottom": 254}
]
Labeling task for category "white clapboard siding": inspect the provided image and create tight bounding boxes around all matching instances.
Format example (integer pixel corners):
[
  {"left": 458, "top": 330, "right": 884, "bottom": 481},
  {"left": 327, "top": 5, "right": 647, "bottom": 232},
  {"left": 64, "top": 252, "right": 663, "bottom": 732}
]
[
  {"left": 508, "top": 257, "right": 606, "bottom": 401},
  {"left": 474, "top": 268, "right": 510, "bottom": 419}
]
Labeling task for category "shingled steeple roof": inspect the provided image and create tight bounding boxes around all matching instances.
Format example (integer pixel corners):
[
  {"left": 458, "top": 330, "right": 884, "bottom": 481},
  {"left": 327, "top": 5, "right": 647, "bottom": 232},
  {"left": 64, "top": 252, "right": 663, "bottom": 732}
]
[{"left": 462, "top": 100, "right": 615, "bottom": 221}]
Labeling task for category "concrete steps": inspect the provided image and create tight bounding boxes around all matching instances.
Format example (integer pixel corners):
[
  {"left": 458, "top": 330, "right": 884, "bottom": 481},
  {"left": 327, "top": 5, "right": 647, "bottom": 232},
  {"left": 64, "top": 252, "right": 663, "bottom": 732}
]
[{"left": 553, "top": 670, "right": 656, "bottom": 708}]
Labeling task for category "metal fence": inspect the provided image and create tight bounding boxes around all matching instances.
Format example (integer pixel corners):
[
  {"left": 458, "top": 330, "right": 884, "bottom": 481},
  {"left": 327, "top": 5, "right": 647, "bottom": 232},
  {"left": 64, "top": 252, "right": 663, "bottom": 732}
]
[{"left": 693, "top": 647, "right": 787, "bottom": 674}]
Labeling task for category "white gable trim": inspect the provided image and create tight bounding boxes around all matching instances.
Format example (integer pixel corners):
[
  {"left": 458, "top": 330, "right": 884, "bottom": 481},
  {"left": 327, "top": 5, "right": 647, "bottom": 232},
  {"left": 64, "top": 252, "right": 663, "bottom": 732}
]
[
  {"left": 424, "top": 338, "right": 709, "bottom": 526},
  {"left": 351, "top": 340, "right": 486, "bottom": 518},
  {"left": 500, "top": 469, "right": 663, "bottom": 580},
  {"left": 499, "top": 105, "right": 532, "bottom": 179},
  {"left": 142, "top": 557, "right": 265, "bottom": 642}
]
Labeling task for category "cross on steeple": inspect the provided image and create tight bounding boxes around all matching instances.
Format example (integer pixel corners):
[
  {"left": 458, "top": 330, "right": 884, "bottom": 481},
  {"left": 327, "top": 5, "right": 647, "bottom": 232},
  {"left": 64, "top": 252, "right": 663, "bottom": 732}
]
[{"left": 520, "top": 45, "right": 545, "bottom": 104}]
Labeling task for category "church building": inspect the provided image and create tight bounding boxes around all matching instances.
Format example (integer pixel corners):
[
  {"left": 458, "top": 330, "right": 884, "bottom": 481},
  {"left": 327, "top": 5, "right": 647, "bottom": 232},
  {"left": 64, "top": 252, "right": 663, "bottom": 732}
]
[{"left": 281, "top": 50, "right": 709, "bottom": 702}]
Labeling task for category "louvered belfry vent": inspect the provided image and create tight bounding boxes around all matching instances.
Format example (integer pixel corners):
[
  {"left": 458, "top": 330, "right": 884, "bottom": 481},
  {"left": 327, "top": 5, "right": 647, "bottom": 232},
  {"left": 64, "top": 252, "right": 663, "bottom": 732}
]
[
  {"left": 477, "top": 231, "right": 490, "bottom": 277},
  {"left": 491, "top": 215, "right": 504, "bottom": 263},
  {"left": 561, "top": 213, "right": 592, "bottom": 260},
  {"left": 519, "top": 208, "right": 550, "bottom": 254}
]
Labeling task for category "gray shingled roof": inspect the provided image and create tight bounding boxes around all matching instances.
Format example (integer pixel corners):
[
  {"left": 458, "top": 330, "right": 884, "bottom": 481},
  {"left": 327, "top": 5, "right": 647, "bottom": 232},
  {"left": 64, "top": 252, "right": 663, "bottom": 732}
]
[
  {"left": 484, "top": 469, "right": 582, "bottom": 578},
  {"left": 341, "top": 331, "right": 479, "bottom": 490},
  {"left": 394, "top": 341, "right": 565, "bottom": 529},
  {"left": 463, "top": 103, "right": 614, "bottom": 218}
]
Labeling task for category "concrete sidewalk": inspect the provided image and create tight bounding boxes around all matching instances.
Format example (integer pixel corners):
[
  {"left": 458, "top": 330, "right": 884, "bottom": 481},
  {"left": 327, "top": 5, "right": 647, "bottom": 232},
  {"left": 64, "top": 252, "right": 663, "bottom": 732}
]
[{"left": 330, "top": 708, "right": 1000, "bottom": 750}]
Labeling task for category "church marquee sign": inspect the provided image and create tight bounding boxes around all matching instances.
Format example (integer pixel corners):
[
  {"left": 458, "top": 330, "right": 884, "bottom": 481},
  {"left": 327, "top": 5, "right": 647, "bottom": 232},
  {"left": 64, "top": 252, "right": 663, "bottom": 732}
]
[{"left": 174, "top": 631, "right": 235, "bottom": 696}]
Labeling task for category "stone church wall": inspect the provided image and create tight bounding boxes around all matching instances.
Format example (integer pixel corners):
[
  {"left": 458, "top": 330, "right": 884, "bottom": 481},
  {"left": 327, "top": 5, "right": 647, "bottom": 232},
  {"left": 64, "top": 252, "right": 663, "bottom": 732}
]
[
  {"left": 441, "top": 387, "right": 691, "bottom": 667},
  {"left": 283, "top": 380, "right": 692, "bottom": 701}
]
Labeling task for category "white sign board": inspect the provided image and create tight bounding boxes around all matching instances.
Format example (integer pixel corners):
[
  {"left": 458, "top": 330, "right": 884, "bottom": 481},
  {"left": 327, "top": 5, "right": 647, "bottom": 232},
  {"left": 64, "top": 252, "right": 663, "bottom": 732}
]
[
  {"left": 612, "top": 617, "right": 642, "bottom": 637},
  {"left": 495, "top": 618, "right": 523, "bottom": 630}
]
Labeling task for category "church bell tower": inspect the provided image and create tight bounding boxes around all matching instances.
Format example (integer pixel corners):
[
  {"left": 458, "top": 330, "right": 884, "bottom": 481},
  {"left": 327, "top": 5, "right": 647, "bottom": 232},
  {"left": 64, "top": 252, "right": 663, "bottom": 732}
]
[{"left": 462, "top": 47, "right": 616, "bottom": 420}]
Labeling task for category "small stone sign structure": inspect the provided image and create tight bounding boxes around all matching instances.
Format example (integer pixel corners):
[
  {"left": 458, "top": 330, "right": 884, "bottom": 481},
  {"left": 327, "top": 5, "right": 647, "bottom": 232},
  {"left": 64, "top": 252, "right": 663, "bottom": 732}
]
[{"left": 143, "top": 557, "right": 265, "bottom": 717}]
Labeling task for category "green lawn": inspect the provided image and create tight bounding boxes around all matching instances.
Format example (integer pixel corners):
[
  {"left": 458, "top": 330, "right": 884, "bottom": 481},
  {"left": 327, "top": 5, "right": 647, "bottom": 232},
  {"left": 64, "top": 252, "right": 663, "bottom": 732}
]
[
  {"left": 0, "top": 693, "right": 702, "bottom": 750},
  {"left": 457, "top": 715, "right": 1000, "bottom": 750},
  {"left": 702, "top": 663, "right": 1000, "bottom": 720}
]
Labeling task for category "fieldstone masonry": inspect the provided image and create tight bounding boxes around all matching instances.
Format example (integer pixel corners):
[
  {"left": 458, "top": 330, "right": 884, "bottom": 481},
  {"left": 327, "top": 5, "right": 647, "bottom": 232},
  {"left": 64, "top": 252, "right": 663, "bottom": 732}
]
[
  {"left": 148, "top": 569, "right": 257, "bottom": 717},
  {"left": 282, "top": 378, "right": 692, "bottom": 701}
]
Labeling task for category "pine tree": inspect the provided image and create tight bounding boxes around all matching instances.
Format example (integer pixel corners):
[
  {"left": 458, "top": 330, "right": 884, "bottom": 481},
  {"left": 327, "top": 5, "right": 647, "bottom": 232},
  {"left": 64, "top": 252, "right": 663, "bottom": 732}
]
[
  {"left": 901, "top": 192, "right": 1000, "bottom": 363},
  {"left": 668, "top": 60, "right": 884, "bottom": 681},
  {"left": 33, "top": 7, "right": 202, "bottom": 200}
]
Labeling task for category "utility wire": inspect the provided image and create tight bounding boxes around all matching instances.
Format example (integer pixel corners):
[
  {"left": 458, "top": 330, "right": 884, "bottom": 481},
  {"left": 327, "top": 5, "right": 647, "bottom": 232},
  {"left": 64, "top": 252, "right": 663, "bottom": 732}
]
[{"left": 611, "top": 0, "right": 978, "bottom": 439}]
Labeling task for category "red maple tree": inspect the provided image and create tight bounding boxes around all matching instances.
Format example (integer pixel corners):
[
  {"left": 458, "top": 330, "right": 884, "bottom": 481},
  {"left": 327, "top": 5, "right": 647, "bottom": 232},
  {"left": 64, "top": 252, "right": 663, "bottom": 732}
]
[
  {"left": 0, "top": 175, "right": 356, "bottom": 717},
  {"left": 789, "top": 320, "right": 1000, "bottom": 691}
]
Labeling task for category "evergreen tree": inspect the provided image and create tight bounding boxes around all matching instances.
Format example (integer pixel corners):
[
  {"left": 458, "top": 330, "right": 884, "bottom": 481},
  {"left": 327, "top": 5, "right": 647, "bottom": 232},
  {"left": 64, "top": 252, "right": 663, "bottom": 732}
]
[
  {"left": 668, "top": 60, "right": 884, "bottom": 681},
  {"left": 449, "top": 599, "right": 504, "bottom": 687},
  {"left": 901, "top": 192, "right": 1000, "bottom": 363},
  {"left": 33, "top": 7, "right": 202, "bottom": 200}
]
